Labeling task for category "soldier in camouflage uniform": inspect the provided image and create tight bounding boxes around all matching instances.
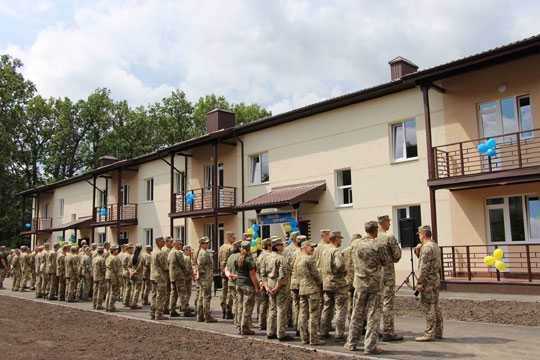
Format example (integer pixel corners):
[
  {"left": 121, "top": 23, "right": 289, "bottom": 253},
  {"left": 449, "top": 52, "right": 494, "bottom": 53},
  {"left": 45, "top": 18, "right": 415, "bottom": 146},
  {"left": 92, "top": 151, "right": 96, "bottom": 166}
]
[
  {"left": 377, "top": 215, "right": 403, "bottom": 341},
  {"left": 313, "top": 229, "right": 331, "bottom": 320},
  {"left": 196, "top": 236, "right": 217, "bottom": 323},
  {"left": 79, "top": 247, "right": 93, "bottom": 301},
  {"left": 234, "top": 241, "right": 259, "bottom": 335},
  {"left": 225, "top": 240, "right": 241, "bottom": 328},
  {"left": 150, "top": 237, "right": 169, "bottom": 320},
  {"left": 218, "top": 232, "right": 235, "bottom": 319},
  {"left": 284, "top": 232, "right": 301, "bottom": 333},
  {"left": 262, "top": 237, "right": 292, "bottom": 341},
  {"left": 122, "top": 244, "right": 134, "bottom": 307},
  {"left": 105, "top": 245, "right": 122, "bottom": 312},
  {"left": 141, "top": 245, "right": 152, "bottom": 305},
  {"left": 415, "top": 225, "right": 443, "bottom": 342},
  {"left": 129, "top": 245, "right": 144, "bottom": 309},
  {"left": 0, "top": 246, "right": 8, "bottom": 289},
  {"left": 56, "top": 244, "right": 69, "bottom": 301},
  {"left": 344, "top": 221, "right": 390, "bottom": 355},
  {"left": 41, "top": 244, "right": 50, "bottom": 295},
  {"left": 256, "top": 238, "right": 272, "bottom": 330},
  {"left": 34, "top": 246, "right": 45, "bottom": 297},
  {"left": 47, "top": 243, "right": 59, "bottom": 300},
  {"left": 183, "top": 245, "right": 194, "bottom": 311},
  {"left": 297, "top": 238, "right": 324, "bottom": 345},
  {"left": 10, "top": 249, "right": 22, "bottom": 291},
  {"left": 163, "top": 237, "right": 174, "bottom": 314},
  {"left": 92, "top": 247, "right": 106, "bottom": 309},
  {"left": 320, "top": 231, "right": 348, "bottom": 340},
  {"left": 65, "top": 246, "right": 80, "bottom": 302},
  {"left": 29, "top": 248, "right": 36, "bottom": 290},
  {"left": 342, "top": 234, "right": 361, "bottom": 321},
  {"left": 20, "top": 246, "right": 31, "bottom": 291},
  {"left": 168, "top": 240, "right": 190, "bottom": 317}
]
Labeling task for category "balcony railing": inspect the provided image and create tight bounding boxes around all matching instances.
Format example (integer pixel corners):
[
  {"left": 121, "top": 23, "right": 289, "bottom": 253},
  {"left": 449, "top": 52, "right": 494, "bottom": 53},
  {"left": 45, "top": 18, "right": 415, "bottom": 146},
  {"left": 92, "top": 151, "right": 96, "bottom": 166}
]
[
  {"left": 94, "top": 203, "right": 138, "bottom": 223},
  {"left": 174, "top": 186, "right": 236, "bottom": 213},
  {"left": 433, "top": 128, "right": 540, "bottom": 179},
  {"left": 32, "top": 217, "right": 52, "bottom": 231},
  {"left": 440, "top": 244, "right": 540, "bottom": 284}
]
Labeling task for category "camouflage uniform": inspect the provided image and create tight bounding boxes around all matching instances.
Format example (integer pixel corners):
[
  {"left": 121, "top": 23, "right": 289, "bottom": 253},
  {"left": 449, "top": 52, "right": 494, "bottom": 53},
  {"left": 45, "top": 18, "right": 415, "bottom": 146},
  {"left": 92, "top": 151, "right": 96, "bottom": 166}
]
[
  {"left": 218, "top": 241, "right": 234, "bottom": 317},
  {"left": 286, "top": 244, "right": 302, "bottom": 331},
  {"left": 10, "top": 252, "right": 22, "bottom": 291},
  {"left": 20, "top": 249, "right": 32, "bottom": 290},
  {"left": 320, "top": 241, "right": 348, "bottom": 338},
  {"left": 417, "top": 240, "right": 443, "bottom": 339},
  {"left": 168, "top": 247, "right": 189, "bottom": 315},
  {"left": 79, "top": 251, "right": 93, "bottom": 301},
  {"left": 226, "top": 251, "right": 240, "bottom": 327},
  {"left": 65, "top": 248, "right": 80, "bottom": 302},
  {"left": 377, "top": 228, "right": 402, "bottom": 337},
  {"left": 56, "top": 248, "right": 67, "bottom": 301},
  {"left": 0, "top": 247, "right": 8, "bottom": 289},
  {"left": 121, "top": 250, "right": 133, "bottom": 307},
  {"left": 235, "top": 246, "right": 257, "bottom": 334},
  {"left": 196, "top": 238, "right": 215, "bottom": 322},
  {"left": 92, "top": 253, "right": 106, "bottom": 309},
  {"left": 150, "top": 245, "right": 169, "bottom": 319},
  {"left": 129, "top": 251, "right": 144, "bottom": 309},
  {"left": 105, "top": 249, "right": 122, "bottom": 311},
  {"left": 34, "top": 248, "right": 45, "bottom": 297},
  {"left": 297, "top": 244, "right": 323, "bottom": 345},
  {"left": 184, "top": 250, "right": 194, "bottom": 310},
  {"left": 46, "top": 247, "right": 59, "bottom": 299},
  {"left": 41, "top": 248, "right": 50, "bottom": 294},
  {"left": 256, "top": 245, "right": 272, "bottom": 330},
  {"left": 141, "top": 249, "right": 152, "bottom": 305},
  {"left": 344, "top": 234, "right": 390, "bottom": 353}
]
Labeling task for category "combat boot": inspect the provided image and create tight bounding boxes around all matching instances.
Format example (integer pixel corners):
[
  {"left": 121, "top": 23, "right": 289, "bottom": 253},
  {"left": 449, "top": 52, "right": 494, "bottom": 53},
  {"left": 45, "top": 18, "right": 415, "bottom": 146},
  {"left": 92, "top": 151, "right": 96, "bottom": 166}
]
[
  {"left": 170, "top": 310, "right": 180, "bottom": 317},
  {"left": 205, "top": 315, "right": 218, "bottom": 323}
]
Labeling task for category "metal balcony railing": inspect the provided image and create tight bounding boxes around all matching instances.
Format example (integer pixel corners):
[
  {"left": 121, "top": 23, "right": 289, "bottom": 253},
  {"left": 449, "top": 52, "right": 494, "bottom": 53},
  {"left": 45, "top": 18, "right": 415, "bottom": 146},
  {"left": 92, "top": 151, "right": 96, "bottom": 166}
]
[
  {"left": 32, "top": 217, "right": 53, "bottom": 231},
  {"left": 94, "top": 203, "right": 138, "bottom": 223},
  {"left": 174, "top": 186, "right": 236, "bottom": 213}
]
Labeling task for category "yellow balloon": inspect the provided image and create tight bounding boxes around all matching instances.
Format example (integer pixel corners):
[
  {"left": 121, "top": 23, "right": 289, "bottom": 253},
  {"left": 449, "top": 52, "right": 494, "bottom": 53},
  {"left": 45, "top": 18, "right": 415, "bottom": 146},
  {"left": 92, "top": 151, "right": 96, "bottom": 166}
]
[
  {"left": 247, "top": 228, "right": 254, "bottom": 235},
  {"left": 483, "top": 255, "right": 496, "bottom": 267},
  {"left": 493, "top": 248, "right": 504, "bottom": 260},
  {"left": 495, "top": 260, "right": 506, "bottom": 272}
]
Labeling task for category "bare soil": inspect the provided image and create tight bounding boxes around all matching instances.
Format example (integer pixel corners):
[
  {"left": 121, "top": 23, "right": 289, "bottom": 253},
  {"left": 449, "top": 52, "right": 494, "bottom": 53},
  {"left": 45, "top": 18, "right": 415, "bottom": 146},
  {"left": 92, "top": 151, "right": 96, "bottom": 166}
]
[
  {"left": 0, "top": 296, "right": 343, "bottom": 360},
  {"left": 395, "top": 296, "right": 540, "bottom": 326}
]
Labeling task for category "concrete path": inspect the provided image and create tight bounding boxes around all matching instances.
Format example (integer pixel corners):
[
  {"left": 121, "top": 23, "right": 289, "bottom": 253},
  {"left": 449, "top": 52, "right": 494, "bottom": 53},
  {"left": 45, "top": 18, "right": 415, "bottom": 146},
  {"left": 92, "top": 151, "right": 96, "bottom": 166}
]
[{"left": 1, "top": 284, "right": 538, "bottom": 360}]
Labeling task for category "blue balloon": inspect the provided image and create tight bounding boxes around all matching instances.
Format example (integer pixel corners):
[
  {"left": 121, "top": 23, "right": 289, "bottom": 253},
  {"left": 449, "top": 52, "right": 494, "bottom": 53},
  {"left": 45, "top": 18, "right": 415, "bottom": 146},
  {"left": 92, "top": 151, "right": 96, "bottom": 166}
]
[
  {"left": 486, "top": 138, "right": 497, "bottom": 149},
  {"left": 25, "top": 223, "right": 32, "bottom": 229},
  {"left": 186, "top": 192, "right": 195, "bottom": 205},
  {"left": 100, "top": 207, "right": 107, "bottom": 217},
  {"left": 251, "top": 223, "right": 259, "bottom": 233},
  {"left": 478, "top": 143, "right": 488, "bottom": 154},
  {"left": 486, "top": 148, "right": 497, "bottom": 157}
]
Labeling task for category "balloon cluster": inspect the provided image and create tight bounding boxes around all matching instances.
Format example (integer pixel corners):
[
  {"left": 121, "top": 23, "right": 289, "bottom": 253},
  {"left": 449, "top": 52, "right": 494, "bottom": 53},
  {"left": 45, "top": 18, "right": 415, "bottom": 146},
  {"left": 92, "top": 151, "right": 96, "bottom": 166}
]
[
  {"left": 484, "top": 248, "right": 506, "bottom": 272},
  {"left": 477, "top": 138, "right": 497, "bottom": 157},
  {"left": 186, "top": 191, "right": 195, "bottom": 206},
  {"left": 247, "top": 223, "right": 261, "bottom": 253},
  {"left": 99, "top": 207, "right": 108, "bottom": 217},
  {"left": 25, "top": 223, "right": 32, "bottom": 229},
  {"left": 285, "top": 219, "right": 300, "bottom": 245}
]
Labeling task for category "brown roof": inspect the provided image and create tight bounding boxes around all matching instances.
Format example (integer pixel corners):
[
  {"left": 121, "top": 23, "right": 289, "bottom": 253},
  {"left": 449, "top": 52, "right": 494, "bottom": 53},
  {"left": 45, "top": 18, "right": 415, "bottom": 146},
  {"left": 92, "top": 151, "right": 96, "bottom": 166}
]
[
  {"left": 237, "top": 181, "right": 326, "bottom": 211},
  {"left": 49, "top": 217, "right": 93, "bottom": 232}
]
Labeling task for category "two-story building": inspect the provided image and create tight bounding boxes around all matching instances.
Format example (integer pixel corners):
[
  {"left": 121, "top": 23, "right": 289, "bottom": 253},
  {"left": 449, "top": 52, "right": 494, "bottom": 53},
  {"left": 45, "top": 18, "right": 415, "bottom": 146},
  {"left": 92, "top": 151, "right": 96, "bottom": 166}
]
[{"left": 20, "top": 34, "right": 540, "bottom": 293}]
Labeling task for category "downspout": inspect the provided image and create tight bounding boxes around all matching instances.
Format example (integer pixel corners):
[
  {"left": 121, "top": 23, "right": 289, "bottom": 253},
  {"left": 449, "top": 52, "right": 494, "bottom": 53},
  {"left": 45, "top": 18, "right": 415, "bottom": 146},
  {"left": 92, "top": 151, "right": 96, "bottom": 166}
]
[{"left": 234, "top": 131, "right": 246, "bottom": 230}]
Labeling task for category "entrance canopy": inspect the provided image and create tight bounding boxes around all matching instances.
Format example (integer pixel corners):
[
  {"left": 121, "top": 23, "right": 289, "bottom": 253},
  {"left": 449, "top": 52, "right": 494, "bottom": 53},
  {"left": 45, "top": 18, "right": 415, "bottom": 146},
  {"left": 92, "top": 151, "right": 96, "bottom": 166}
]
[
  {"left": 237, "top": 181, "right": 326, "bottom": 211},
  {"left": 49, "top": 217, "right": 93, "bottom": 232}
]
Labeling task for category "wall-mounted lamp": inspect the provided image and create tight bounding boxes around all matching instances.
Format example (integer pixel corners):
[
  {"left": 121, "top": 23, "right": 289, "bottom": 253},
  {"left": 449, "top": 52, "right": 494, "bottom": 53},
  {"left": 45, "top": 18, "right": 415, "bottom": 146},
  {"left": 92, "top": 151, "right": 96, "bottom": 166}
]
[{"left": 497, "top": 83, "right": 507, "bottom": 93}]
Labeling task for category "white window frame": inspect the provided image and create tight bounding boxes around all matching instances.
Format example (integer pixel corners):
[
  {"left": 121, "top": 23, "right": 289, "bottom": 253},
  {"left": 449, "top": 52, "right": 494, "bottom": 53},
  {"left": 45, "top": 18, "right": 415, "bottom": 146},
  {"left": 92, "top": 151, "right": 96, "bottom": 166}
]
[
  {"left": 204, "top": 223, "right": 224, "bottom": 250},
  {"left": 391, "top": 119, "right": 418, "bottom": 162},
  {"left": 485, "top": 194, "right": 540, "bottom": 244},
  {"left": 98, "top": 232, "right": 106, "bottom": 244},
  {"left": 144, "top": 228, "right": 154, "bottom": 247},
  {"left": 173, "top": 225, "right": 185, "bottom": 242},
  {"left": 144, "top": 178, "right": 154, "bottom": 202},
  {"left": 59, "top": 199, "right": 64, "bottom": 218},
  {"left": 98, "top": 190, "right": 107, "bottom": 208},
  {"left": 335, "top": 168, "right": 353, "bottom": 207},
  {"left": 204, "top": 163, "right": 224, "bottom": 190},
  {"left": 120, "top": 184, "right": 130, "bottom": 205},
  {"left": 478, "top": 94, "right": 534, "bottom": 140},
  {"left": 249, "top": 152, "right": 269, "bottom": 185},
  {"left": 175, "top": 171, "right": 185, "bottom": 193},
  {"left": 119, "top": 231, "right": 129, "bottom": 244}
]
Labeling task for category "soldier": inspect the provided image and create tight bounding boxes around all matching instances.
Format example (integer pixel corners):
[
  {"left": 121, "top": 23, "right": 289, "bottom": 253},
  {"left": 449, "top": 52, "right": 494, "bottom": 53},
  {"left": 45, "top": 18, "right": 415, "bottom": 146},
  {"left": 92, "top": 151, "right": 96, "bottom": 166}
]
[
  {"left": 10, "top": 249, "right": 22, "bottom": 291},
  {"left": 262, "top": 237, "right": 292, "bottom": 341},
  {"left": 46, "top": 243, "right": 59, "bottom": 300},
  {"left": 64, "top": 246, "right": 79, "bottom": 302},
  {"left": 105, "top": 244, "right": 122, "bottom": 312},
  {"left": 141, "top": 245, "right": 152, "bottom": 306},
  {"left": 168, "top": 240, "right": 189, "bottom": 317},
  {"left": 218, "top": 231, "right": 235, "bottom": 319},
  {"left": 118, "top": 245, "right": 126, "bottom": 301},
  {"left": 41, "top": 244, "right": 50, "bottom": 294},
  {"left": 150, "top": 237, "right": 169, "bottom": 320},
  {"left": 122, "top": 245, "right": 134, "bottom": 307},
  {"left": 0, "top": 246, "right": 8, "bottom": 289},
  {"left": 183, "top": 245, "right": 194, "bottom": 312},
  {"left": 225, "top": 240, "right": 241, "bottom": 328},
  {"left": 79, "top": 247, "right": 93, "bottom": 301},
  {"left": 377, "top": 215, "right": 403, "bottom": 341},
  {"left": 297, "top": 238, "right": 324, "bottom": 345},
  {"left": 56, "top": 245, "right": 69, "bottom": 301},
  {"left": 34, "top": 246, "right": 45, "bottom": 298},
  {"left": 320, "top": 231, "right": 348, "bottom": 340},
  {"left": 129, "top": 245, "right": 144, "bottom": 309},
  {"left": 92, "top": 247, "right": 106, "bottom": 310},
  {"left": 163, "top": 237, "right": 174, "bottom": 314},
  {"left": 29, "top": 248, "right": 36, "bottom": 290},
  {"left": 196, "top": 236, "right": 217, "bottom": 323},
  {"left": 344, "top": 221, "right": 390, "bottom": 355},
  {"left": 284, "top": 232, "right": 301, "bottom": 333},
  {"left": 235, "top": 241, "right": 259, "bottom": 335},
  {"left": 415, "top": 225, "right": 443, "bottom": 342},
  {"left": 20, "top": 246, "right": 32, "bottom": 291},
  {"left": 256, "top": 238, "right": 272, "bottom": 331}
]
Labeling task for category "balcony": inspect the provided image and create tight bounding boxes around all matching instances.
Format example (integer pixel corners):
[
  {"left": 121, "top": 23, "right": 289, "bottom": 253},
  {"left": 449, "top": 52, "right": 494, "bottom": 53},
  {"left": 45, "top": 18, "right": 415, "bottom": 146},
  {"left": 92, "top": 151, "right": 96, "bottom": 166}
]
[
  {"left": 93, "top": 203, "right": 138, "bottom": 226},
  {"left": 172, "top": 186, "right": 237, "bottom": 217},
  {"left": 430, "top": 129, "right": 540, "bottom": 189},
  {"left": 32, "top": 217, "right": 53, "bottom": 232}
]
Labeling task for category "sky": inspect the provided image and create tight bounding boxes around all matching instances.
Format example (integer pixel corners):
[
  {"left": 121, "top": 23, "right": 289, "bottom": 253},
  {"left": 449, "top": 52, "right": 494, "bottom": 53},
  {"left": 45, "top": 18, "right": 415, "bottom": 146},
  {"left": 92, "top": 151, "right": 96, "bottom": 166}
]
[{"left": 1, "top": 0, "right": 539, "bottom": 115}]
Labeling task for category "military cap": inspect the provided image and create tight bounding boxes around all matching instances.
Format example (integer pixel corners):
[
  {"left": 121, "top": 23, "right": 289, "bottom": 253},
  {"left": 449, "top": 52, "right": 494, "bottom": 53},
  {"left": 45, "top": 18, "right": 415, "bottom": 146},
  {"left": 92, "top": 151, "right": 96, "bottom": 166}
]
[
  {"left": 320, "top": 229, "right": 331, "bottom": 234},
  {"left": 330, "top": 231, "right": 343, "bottom": 239},
  {"left": 183, "top": 245, "right": 192, "bottom": 250},
  {"left": 418, "top": 225, "right": 432, "bottom": 233},
  {"left": 377, "top": 215, "right": 391, "bottom": 223},
  {"left": 199, "top": 236, "right": 210, "bottom": 244},
  {"left": 125, "top": 243, "right": 134, "bottom": 248},
  {"left": 120, "top": 244, "right": 126, "bottom": 249},
  {"left": 261, "top": 238, "right": 272, "bottom": 247},
  {"left": 110, "top": 244, "right": 119, "bottom": 250},
  {"left": 271, "top": 238, "right": 284, "bottom": 247},
  {"left": 302, "top": 240, "right": 318, "bottom": 248},
  {"left": 296, "top": 235, "right": 307, "bottom": 243},
  {"left": 243, "top": 232, "right": 253, "bottom": 239},
  {"left": 70, "top": 245, "right": 78, "bottom": 251},
  {"left": 351, "top": 233, "right": 362, "bottom": 240},
  {"left": 232, "top": 239, "right": 243, "bottom": 248},
  {"left": 290, "top": 231, "right": 300, "bottom": 238},
  {"left": 165, "top": 236, "right": 173, "bottom": 242},
  {"left": 63, "top": 243, "right": 70, "bottom": 249},
  {"left": 145, "top": 244, "right": 152, "bottom": 249}
]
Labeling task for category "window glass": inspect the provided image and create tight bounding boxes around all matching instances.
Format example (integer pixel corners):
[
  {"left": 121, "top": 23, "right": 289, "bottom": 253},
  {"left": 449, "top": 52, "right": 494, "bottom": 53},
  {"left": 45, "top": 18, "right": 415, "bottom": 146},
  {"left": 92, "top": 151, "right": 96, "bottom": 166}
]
[
  {"left": 527, "top": 196, "right": 540, "bottom": 240},
  {"left": 486, "top": 198, "right": 504, "bottom": 205},
  {"left": 480, "top": 101, "right": 501, "bottom": 138},
  {"left": 488, "top": 208, "right": 506, "bottom": 242},
  {"left": 336, "top": 169, "right": 352, "bottom": 206},
  {"left": 404, "top": 120, "right": 418, "bottom": 158},
  {"left": 501, "top": 97, "right": 518, "bottom": 134},
  {"left": 509, "top": 196, "right": 525, "bottom": 241},
  {"left": 260, "top": 153, "right": 269, "bottom": 183},
  {"left": 145, "top": 179, "right": 154, "bottom": 201},
  {"left": 519, "top": 96, "right": 533, "bottom": 139},
  {"left": 250, "top": 155, "right": 261, "bottom": 184},
  {"left": 392, "top": 123, "right": 404, "bottom": 160}
]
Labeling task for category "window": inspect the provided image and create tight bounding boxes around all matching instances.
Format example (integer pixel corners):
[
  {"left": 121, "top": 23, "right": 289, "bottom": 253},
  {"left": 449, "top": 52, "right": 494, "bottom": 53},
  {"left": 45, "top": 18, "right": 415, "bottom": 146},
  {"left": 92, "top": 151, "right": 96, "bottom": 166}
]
[
  {"left": 145, "top": 178, "right": 154, "bottom": 201},
  {"left": 479, "top": 95, "right": 533, "bottom": 139},
  {"left": 173, "top": 225, "right": 185, "bottom": 242},
  {"left": 392, "top": 119, "right": 417, "bottom": 161},
  {"left": 204, "top": 223, "right": 224, "bottom": 249},
  {"left": 120, "top": 184, "right": 129, "bottom": 205},
  {"left": 335, "top": 169, "right": 353, "bottom": 206},
  {"left": 119, "top": 231, "right": 129, "bottom": 246},
  {"left": 395, "top": 205, "right": 422, "bottom": 246},
  {"left": 204, "top": 163, "right": 224, "bottom": 189},
  {"left": 98, "top": 190, "right": 107, "bottom": 208},
  {"left": 144, "top": 228, "right": 154, "bottom": 247},
  {"left": 59, "top": 199, "right": 64, "bottom": 217},
  {"left": 175, "top": 172, "right": 185, "bottom": 193},
  {"left": 43, "top": 204, "right": 49, "bottom": 219},
  {"left": 486, "top": 195, "right": 539, "bottom": 243},
  {"left": 98, "top": 233, "right": 106, "bottom": 244},
  {"left": 250, "top": 152, "right": 269, "bottom": 184}
]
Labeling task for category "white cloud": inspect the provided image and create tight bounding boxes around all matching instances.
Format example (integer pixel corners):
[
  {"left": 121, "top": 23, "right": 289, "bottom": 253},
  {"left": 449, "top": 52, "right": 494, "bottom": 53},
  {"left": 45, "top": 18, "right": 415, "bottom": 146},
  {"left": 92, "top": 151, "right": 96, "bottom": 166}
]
[{"left": 3, "top": 0, "right": 540, "bottom": 113}]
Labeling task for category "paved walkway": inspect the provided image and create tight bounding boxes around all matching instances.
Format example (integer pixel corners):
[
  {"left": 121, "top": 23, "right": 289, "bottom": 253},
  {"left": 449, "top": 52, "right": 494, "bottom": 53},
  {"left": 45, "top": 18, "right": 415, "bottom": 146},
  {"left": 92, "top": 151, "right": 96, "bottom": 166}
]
[
  {"left": 397, "top": 288, "right": 540, "bottom": 303},
  {"left": 1, "top": 283, "right": 539, "bottom": 360}
]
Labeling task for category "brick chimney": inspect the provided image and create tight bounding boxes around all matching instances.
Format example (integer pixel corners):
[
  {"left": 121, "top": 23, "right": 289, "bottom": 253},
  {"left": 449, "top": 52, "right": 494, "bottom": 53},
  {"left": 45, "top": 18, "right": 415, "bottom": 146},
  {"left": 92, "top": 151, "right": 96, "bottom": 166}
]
[
  {"left": 98, "top": 155, "right": 119, "bottom": 167},
  {"left": 389, "top": 57, "right": 418, "bottom": 81},
  {"left": 206, "top": 109, "right": 235, "bottom": 133}
]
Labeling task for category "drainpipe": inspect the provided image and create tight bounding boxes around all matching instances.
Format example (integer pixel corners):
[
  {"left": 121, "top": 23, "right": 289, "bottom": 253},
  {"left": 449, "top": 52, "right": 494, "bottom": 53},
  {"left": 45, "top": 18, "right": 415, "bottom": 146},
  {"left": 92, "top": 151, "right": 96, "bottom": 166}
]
[{"left": 234, "top": 132, "right": 246, "bottom": 230}]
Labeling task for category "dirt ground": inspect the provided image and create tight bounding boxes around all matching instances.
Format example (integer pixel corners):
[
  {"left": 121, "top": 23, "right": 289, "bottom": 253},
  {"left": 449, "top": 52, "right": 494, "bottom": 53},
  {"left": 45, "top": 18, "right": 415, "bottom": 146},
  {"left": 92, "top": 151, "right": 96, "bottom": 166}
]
[
  {"left": 395, "top": 296, "right": 540, "bottom": 326},
  {"left": 0, "top": 296, "right": 343, "bottom": 360}
]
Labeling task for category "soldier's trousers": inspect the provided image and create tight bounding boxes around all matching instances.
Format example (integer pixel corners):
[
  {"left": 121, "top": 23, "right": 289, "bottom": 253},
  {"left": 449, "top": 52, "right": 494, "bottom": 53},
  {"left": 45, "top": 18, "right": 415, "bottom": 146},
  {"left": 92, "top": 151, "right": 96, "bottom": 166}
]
[
  {"left": 229, "top": 285, "right": 239, "bottom": 326},
  {"left": 185, "top": 279, "right": 192, "bottom": 308},
  {"left": 42, "top": 273, "right": 49, "bottom": 295},
  {"left": 345, "top": 287, "right": 381, "bottom": 353},
  {"left": 170, "top": 280, "right": 188, "bottom": 313},
  {"left": 79, "top": 275, "right": 92, "bottom": 301},
  {"left": 66, "top": 277, "right": 78, "bottom": 302},
  {"left": 236, "top": 285, "right": 255, "bottom": 333},
  {"left": 0, "top": 268, "right": 5, "bottom": 288},
  {"left": 381, "top": 282, "right": 396, "bottom": 335},
  {"left": 151, "top": 280, "right": 168, "bottom": 317},
  {"left": 31, "top": 270, "right": 36, "bottom": 288},
  {"left": 93, "top": 280, "right": 105, "bottom": 308},
  {"left": 258, "top": 290, "right": 269, "bottom": 330},
  {"left": 290, "top": 288, "right": 300, "bottom": 330},
  {"left": 267, "top": 287, "right": 288, "bottom": 339},
  {"left": 347, "top": 286, "right": 354, "bottom": 322},
  {"left": 22, "top": 270, "right": 32, "bottom": 289},
  {"left": 321, "top": 287, "right": 349, "bottom": 337},
  {"left": 105, "top": 279, "right": 120, "bottom": 311},
  {"left": 420, "top": 288, "right": 443, "bottom": 338},
  {"left": 11, "top": 272, "right": 21, "bottom": 290},
  {"left": 122, "top": 276, "right": 132, "bottom": 306},
  {"left": 164, "top": 277, "right": 171, "bottom": 312},
  {"left": 221, "top": 277, "right": 229, "bottom": 311},
  {"left": 299, "top": 292, "right": 322, "bottom": 344},
  {"left": 48, "top": 273, "right": 58, "bottom": 299},
  {"left": 34, "top": 272, "right": 44, "bottom": 297},
  {"left": 197, "top": 279, "right": 212, "bottom": 321},
  {"left": 130, "top": 279, "right": 142, "bottom": 307},
  {"left": 142, "top": 278, "right": 151, "bottom": 304},
  {"left": 57, "top": 275, "right": 66, "bottom": 300}
]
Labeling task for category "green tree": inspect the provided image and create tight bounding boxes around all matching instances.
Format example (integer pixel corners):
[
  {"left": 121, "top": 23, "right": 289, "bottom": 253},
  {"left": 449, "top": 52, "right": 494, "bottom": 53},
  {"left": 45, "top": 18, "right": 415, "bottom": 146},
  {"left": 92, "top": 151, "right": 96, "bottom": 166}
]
[{"left": 148, "top": 90, "right": 194, "bottom": 146}]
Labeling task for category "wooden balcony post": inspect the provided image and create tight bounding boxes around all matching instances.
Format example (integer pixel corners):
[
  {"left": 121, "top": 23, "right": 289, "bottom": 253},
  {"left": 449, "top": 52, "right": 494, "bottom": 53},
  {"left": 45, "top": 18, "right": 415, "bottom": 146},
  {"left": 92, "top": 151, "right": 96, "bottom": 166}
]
[
  {"left": 170, "top": 152, "right": 175, "bottom": 237},
  {"left": 421, "top": 85, "right": 435, "bottom": 180},
  {"left": 495, "top": 245, "right": 501, "bottom": 282},
  {"left": 445, "top": 152, "right": 450, "bottom": 177},
  {"left": 201, "top": 188, "right": 204, "bottom": 210},
  {"left": 526, "top": 244, "right": 532, "bottom": 282},
  {"left": 36, "top": 194, "right": 40, "bottom": 231},
  {"left": 516, "top": 132, "right": 523, "bottom": 168},
  {"left": 466, "top": 246, "right": 472, "bottom": 281},
  {"left": 92, "top": 175, "right": 96, "bottom": 222},
  {"left": 440, "top": 248, "right": 445, "bottom": 281},
  {"left": 459, "top": 142, "right": 465, "bottom": 175},
  {"left": 451, "top": 246, "right": 456, "bottom": 277},
  {"left": 116, "top": 169, "right": 122, "bottom": 245}
]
